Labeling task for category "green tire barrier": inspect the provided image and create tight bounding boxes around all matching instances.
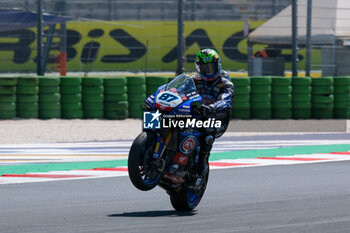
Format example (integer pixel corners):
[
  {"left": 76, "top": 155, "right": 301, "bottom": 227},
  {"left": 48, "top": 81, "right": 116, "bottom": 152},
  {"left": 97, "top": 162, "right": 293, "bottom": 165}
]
[
  {"left": 16, "top": 110, "right": 38, "bottom": 119},
  {"left": 82, "top": 78, "right": 104, "bottom": 119},
  {"left": 312, "top": 77, "right": 334, "bottom": 86},
  {"left": 250, "top": 77, "right": 271, "bottom": 119},
  {"left": 60, "top": 77, "right": 83, "bottom": 119},
  {"left": 103, "top": 77, "right": 127, "bottom": 86},
  {"left": 61, "top": 110, "right": 83, "bottom": 119},
  {"left": 39, "top": 102, "right": 61, "bottom": 111},
  {"left": 16, "top": 86, "right": 39, "bottom": 95},
  {"left": 104, "top": 86, "right": 127, "bottom": 95},
  {"left": 230, "top": 77, "right": 250, "bottom": 86},
  {"left": 293, "top": 102, "right": 312, "bottom": 108},
  {"left": 0, "top": 86, "right": 16, "bottom": 94},
  {"left": 250, "top": 94, "right": 271, "bottom": 102},
  {"left": 271, "top": 77, "right": 292, "bottom": 119},
  {"left": 38, "top": 77, "right": 61, "bottom": 119},
  {"left": 233, "top": 94, "right": 250, "bottom": 103},
  {"left": 39, "top": 77, "right": 60, "bottom": 86},
  {"left": 231, "top": 109, "right": 250, "bottom": 119},
  {"left": 61, "top": 94, "right": 82, "bottom": 103},
  {"left": 39, "top": 110, "right": 61, "bottom": 119},
  {"left": 60, "top": 77, "right": 82, "bottom": 86},
  {"left": 128, "top": 93, "right": 147, "bottom": 102},
  {"left": 271, "top": 94, "right": 292, "bottom": 102},
  {"left": 271, "top": 86, "right": 292, "bottom": 94},
  {"left": 291, "top": 77, "right": 312, "bottom": 86},
  {"left": 104, "top": 77, "right": 128, "bottom": 120},
  {"left": 292, "top": 77, "right": 312, "bottom": 119},
  {"left": 104, "top": 93, "right": 127, "bottom": 102},
  {"left": 232, "top": 102, "right": 250, "bottom": 109},
  {"left": 127, "top": 76, "right": 146, "bottom": 119},
  {"left": 60, "top": 86, "right": 82, "bottom": 94},
  {"left": 0, "top": 78, "right": 17, "bottom": 119},
  {"left": 0, "top": 110, "right": 16, "bottom": 119},
  {"left": 292, "top": 93, "right": 311, "bottom": 102},
  {"left": 271, "top": 77, "right": 292, "bottom": 86},
  {"left": 0, "top": 79, "right": 16, "bottom": 119},
  {"left": 82, "top": 94, "right": 104, "bottom": 103},
  {"left": 292, "top": 108, "right": 312, "bottom": 119},
  {"left": 0, "top": 102, "right": 16, "bottom": 111},
  {"left": 146, "top": 76, "right": 169, "bottom": 86},
  {"left": 250, "top": 85, "right": 271, "bottom": 94},
  {"left": 0, "top": 77, "right": 17, "bottom": 86},
  {"left": 16, "top": 77, "right": 39, "bottom": 118},
  {"left": 39, "top": 93, "right": 60, "bottom": 103},
  {"left": 292, "top": 86, "right": 312, "bottom": 93},
  {"left": 234, "top": 86, "right": 251, "bottom": 95},
  {"left": 2, "top": 75, "right": 349, "bottom": 120},
  {"left": 128, "top": 84, "right": 147, "bottom": 94},
  {"left": 0, "top": 95, "right": 16, "bottom": 102},
  {"left": 333, "top": 76, "right": 350, "bottom": 119},
  {"left": 104, "top": 110, "right": 128, "bottom": 119},
  {"left": 250, "top": 76, "right": 272, "bottom": 86},
  {"left": 311, "top": 76, "right": 334, "bottom": 119},
  {"left": 17, "top": 77, "right": 39, "bottom": 86},
  {"left": 230, "top": 76, "right": 250, "bottom": 119}
]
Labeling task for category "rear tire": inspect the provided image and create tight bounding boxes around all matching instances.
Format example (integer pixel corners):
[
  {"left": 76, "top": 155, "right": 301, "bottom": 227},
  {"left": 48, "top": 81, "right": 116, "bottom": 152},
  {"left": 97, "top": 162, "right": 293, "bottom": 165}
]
[
  {"left": 170, "top": 169, "right": 209, "bottom": 211},
  {"left": 128, "top": 132, "right": 161, "bottom": 191}
]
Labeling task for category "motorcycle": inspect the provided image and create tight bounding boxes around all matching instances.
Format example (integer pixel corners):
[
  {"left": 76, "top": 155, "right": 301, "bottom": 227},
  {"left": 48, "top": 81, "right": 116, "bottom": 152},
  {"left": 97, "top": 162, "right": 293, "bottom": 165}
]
[{"left": 128, "top": 74, "right": 210, "bottom": 211}]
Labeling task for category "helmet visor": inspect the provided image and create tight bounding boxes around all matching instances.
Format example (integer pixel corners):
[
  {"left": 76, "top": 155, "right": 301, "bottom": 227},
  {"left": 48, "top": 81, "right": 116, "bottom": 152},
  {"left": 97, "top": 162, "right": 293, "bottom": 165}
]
[{"left": 196, "top": 62, "right": 219, "bottom": 76}]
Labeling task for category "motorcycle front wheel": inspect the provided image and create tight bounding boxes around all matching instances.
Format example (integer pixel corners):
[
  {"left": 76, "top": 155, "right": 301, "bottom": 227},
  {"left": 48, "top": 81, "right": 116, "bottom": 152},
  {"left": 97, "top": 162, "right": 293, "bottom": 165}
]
[
  {"left": 128, "top": 132, "right": 162, "bottom": 191},
  {"left": 170, "top": 169, "right": 209, "bottom": 211}
]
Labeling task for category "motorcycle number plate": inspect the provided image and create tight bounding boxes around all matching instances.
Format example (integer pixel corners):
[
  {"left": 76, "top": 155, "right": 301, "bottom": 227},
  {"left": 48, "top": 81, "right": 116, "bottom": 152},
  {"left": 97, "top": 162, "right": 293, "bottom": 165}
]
[{"left": 155, "top": 91, "right": 182, "bottom": 109}]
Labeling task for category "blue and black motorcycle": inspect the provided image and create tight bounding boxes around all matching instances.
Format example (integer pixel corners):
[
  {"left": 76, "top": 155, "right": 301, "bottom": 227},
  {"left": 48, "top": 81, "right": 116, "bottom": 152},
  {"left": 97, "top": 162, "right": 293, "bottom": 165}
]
[{"left": 128, "top": 74, "right": 210, "bottom": 211}]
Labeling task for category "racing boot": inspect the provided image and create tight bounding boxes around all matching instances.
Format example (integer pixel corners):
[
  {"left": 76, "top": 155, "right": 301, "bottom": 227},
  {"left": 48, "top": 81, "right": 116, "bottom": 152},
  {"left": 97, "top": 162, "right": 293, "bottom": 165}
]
[{"left": 197, "top": 135, "right": 214, "bottom": 176}]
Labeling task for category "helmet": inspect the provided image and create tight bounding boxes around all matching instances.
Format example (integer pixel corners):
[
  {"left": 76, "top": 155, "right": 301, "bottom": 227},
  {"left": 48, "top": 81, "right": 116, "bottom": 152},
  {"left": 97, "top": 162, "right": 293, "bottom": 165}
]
[{"left": 195, "top": 49, "right": 221, "bottom": 81}]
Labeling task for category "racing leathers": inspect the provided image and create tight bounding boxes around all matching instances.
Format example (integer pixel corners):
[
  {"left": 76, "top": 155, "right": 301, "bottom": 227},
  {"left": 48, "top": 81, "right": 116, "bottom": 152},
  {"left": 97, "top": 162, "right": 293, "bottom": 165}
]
[{"left": 192, "top": 70, "right": 235, "bottom": 175}]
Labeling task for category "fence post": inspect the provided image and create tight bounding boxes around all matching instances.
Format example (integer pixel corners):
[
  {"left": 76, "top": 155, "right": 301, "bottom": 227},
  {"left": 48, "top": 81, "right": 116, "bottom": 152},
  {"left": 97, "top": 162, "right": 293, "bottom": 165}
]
[
  {"left": 37, "top": 0, "right": 44, "bottom": 75},
  {"left": 305, "top": 0, "right": 312, "bottom": 77},
  {"left": 176, "top": 0, "right": 185, "bottom": 75},
  {"left": 292, "top": 0, "right": 298, "bottom": 77}
]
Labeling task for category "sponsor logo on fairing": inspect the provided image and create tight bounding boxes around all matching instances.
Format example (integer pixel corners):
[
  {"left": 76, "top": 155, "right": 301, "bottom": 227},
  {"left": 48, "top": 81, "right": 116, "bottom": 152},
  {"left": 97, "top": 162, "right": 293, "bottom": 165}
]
[{"left": 180, "top": 136, "right": 196, "bottom": 154}]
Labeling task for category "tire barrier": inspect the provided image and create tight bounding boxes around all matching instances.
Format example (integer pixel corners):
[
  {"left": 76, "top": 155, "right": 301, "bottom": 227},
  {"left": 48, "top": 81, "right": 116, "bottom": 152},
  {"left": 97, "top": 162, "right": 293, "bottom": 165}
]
[
  {"left": 103, "top": 77, "right": 128, "bottom": 119},
  {"left": 60, "top": 77, "right": 83, "bottom": 119},
  {"left": 333, "top": 77, "right": 350, "bottom": 119},
  {"left": 292, "top": 77, "right": 312, "bottom": 119},
  {"left": 126, "top": 76, "right": 146, "bottom": 119},
  {"left": 0, "top": 77, "right": 17, "bottom": 119},
  {"left": 271, "top": 77, "right": 292, "bottom": 119},
  {"left": 250, "top": 76, "right": 272, "bottom": 119},
  {"left": 39, "top": 77, "right": 61, "bottom": 119},
  {"left": 231, "top": 77, "right": 251, "bottom": 119},
  {"left": 16, "top": 77, "right": 39, "bottom": 119},
  {"left": 311, "top": 77, "right": 334, "bottom": 119},
  {"left": 82, "top": 77, "right": 104, "bottom": 119},
  {"left": 0, "top": 76, "right": 349, "bottom": 120}
]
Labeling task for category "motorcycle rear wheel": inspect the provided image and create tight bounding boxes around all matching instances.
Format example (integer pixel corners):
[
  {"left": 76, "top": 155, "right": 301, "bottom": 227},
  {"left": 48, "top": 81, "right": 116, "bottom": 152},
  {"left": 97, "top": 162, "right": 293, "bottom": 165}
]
[
  {"left": 170, "top": 169, "right": 209, "bottom": 211},
  {"left": 128, "top": 132, "right": 161, "bottom": 191}
]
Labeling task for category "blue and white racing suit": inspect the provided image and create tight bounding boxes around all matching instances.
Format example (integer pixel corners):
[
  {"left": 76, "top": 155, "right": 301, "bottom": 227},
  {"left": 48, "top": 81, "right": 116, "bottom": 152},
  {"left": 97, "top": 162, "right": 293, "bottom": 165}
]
[{"left": 193, "top": 70, "right": 235, "bottom": 138}]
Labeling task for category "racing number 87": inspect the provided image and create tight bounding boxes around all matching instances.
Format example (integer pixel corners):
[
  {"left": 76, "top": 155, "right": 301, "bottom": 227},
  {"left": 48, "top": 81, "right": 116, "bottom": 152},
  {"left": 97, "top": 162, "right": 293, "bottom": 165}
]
[{"left": 159, "top": 93, "right": 178, "bottom": 102}]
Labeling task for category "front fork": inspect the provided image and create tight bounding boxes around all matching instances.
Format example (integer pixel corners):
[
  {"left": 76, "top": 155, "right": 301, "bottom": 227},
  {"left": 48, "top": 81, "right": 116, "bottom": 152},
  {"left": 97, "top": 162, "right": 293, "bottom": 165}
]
[{"left": 152, "top": 130, "right": 173, "bottom": 172}]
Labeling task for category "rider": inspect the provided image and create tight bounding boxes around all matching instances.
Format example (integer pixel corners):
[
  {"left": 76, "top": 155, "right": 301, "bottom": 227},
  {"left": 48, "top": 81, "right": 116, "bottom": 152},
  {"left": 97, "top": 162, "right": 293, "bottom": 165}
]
[
  {"left": 144, "top": 49, "right": 234, "bottom": 176},
  {"left": 192, "top": 48, "right": 235, "bottom": 175}
]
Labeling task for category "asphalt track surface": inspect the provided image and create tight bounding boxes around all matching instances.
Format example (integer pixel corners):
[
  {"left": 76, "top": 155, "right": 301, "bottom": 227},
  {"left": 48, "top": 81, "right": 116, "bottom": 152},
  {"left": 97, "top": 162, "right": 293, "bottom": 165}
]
[{"left": 1, "top": 160, "right": 350, "bottom": 233}]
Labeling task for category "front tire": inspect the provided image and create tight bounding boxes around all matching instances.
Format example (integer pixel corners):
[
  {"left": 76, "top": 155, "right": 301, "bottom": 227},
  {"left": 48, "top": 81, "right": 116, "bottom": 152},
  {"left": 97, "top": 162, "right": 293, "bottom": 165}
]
[{"left": 128, "top": 132, "right": 161, "bottom": 191}]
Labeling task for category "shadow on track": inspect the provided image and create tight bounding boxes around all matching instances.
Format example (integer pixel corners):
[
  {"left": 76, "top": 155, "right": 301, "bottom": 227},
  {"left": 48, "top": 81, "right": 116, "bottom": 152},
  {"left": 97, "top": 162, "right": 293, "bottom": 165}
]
[{"left": 108, "top": 210, "right": 197, "bottom": 217}]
